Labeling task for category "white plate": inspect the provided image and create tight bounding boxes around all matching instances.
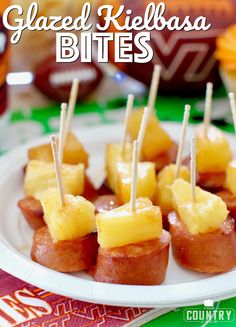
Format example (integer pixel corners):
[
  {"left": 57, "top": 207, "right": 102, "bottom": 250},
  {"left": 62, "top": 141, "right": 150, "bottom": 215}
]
[{"left": 0, "top": 122, "right": 236, "bottom": 308}]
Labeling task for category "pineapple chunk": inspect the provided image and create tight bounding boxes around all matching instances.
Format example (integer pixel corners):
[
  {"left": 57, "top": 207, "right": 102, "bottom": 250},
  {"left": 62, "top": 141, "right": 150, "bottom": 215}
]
[
  {"left": 106, "top": 143, "right": 133, "bottom": 192},
  {"left": 225, "top": 160, "right": 236, "bottom": 196},
  {"left": 28, "top": 132, "right": 89, "bottom": 167},
  {"left": 28, "top": 143, "right": 53, "bottom": 162},
  {"left": 97, "top": 198, "right": 162, "bottom": 249},
  {"left": 41, "top": 188, "right": 96, "bottom": 242},
  {"left": 63, "top": 132, "right": 88, "bottom": 167},
  {"left": 116, "top": 162, "right": 156, "bottom": 204},
  {"left": 196, "top": 125, "right": 232, "bottom": 173},
  {"left": 155, "top": 164, "right": 190, "bottom": 215},
  {"left": 170, "top": 179, "right": 229, "bottom": 235},
  {"left": 24, "top": 160, "right": 84, "bottom": 200},
  {"left": 127, "top": 108, "right": 173, "bottom": 160}
]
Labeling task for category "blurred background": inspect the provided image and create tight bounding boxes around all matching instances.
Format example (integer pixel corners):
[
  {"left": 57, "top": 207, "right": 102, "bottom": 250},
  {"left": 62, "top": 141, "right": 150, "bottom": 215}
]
[{"left": 0, "top": 0, "right": 236, "bottom": 151}]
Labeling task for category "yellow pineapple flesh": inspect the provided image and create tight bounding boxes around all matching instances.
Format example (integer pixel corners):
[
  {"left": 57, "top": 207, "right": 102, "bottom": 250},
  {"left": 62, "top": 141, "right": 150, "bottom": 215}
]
[
  {"left": 127, "top": 108, "right": 173, "bottom": 160},
  {"left": 28, "top": 143, "right": 53, "bottom": 162},
  {"left": 196, "top": 125, "right": 232, "bottom": 173},
  {"left": 97, "top": 198, "right": 162, "bottom": 249},
  {"left": 28, "top": 132, "right": 89, "bottom": 167},
  {"left": 170, "top": 179, "right": 229, "bottom": 235},
  {"left": 116, "top": 162, "right": 156, "bottom": 204},
  {"left": 24, "top": 160, "right": 84, "bottom": 200},
  {"left": 224, "top": 160, "right": 236, "bottom": 196},
  {"left": 106, "top": 143, "right": 133, "bottom": 192},
  {"left": 63, "top": 132, "right": 89, "bottom": 167},
  {"left": 155, "top": 164, "right": 190, "bottom": 215},
  {"left": 40, "top": 188, "right": 96, "bottom": 242}
]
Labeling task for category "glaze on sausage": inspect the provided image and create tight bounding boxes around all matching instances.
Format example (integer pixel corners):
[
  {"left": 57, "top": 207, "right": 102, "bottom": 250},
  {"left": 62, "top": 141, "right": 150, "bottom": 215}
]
[
  {"left": 18, "top": 197, "right": 45, "bottom": 230},
  {"left": 94, "top": 195, "right": 120, "bottom": 213},
  {"left": 31, "top": 226, "right": 99, "bottom": 272},
  {"left": 153, "top": 143, "right": 178, "bottom": 172},
  {"left": 169, "top": 212, "right": 236, "bottom": 274},
  {"left": 83, "top": 175, "right": 98, "bottom": 202},
  {"left": 197, "top": 172, "right": 225, "bottom": 192},
  {"left": 217, "top": 190, "right": 236, "bottom": 219},
  {"left": 91, "top": 231, "right": 170, "bottom": 285}
]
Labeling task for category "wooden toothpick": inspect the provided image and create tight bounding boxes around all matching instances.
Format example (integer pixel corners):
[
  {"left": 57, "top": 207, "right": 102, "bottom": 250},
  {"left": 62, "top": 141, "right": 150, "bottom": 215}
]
[
  {"left": 229, "top": 92, "right": 236, "bottom": 135},
  {"left": 121, "top": 94, "right": 134, "bottom": 158},
  {"left": 175, "top": 104, "right": 191, "bottom": 178},
  {"left": 64, "top": 79, "right": 79, "bottom": 144},
  {"left": 137, "top": 107, "right": 151, "bottom": 160},
  {"left": 147, "top": 65, "right": 161, "bottom": 111},
  {"left": 191, "top": 138, "right": 196, "bottom": 202},
  {"left": 203, "top": 82, "right": 213, "bottom": 136},
  {"left": 58, "top": 103, "right": 67, "bottom": 167},
  {"left": 51, "top": 135, "right": 65, "bottom": 206},
  {"left": 130, "top": 140, "right": 139, "bottom": 212}
]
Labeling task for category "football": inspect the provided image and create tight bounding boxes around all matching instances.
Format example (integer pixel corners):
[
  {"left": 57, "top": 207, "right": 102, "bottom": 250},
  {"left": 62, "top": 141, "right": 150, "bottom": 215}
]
[
  {"left": 98, "top": 0, "right": 236, "bottom": 95},
  {"left": 34, "top": 55, "right": 104, "bottom": 102}
]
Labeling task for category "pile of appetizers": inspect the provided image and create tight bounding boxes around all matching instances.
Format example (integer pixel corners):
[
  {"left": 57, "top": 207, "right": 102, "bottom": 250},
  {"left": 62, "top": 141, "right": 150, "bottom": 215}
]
[{"left": 17, "top": 70, "right": 236, "bottom": 286}]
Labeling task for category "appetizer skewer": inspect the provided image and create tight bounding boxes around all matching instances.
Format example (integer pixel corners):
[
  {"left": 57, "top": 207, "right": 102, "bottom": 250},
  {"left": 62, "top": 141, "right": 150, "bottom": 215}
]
[
  {"left": 154, "top": 105, "right": 191, "bottom": 229},
  {"left": 196, "top": 83, "right": 232, "bottom": 191},
  {"left": 127, "top": 65, "right": 177, "bottom": 171},
  {"left": 105, "top": 94, "right": 134, "bottom": 193},
  {"left": 96, "top": 98, "right": 154, "bottom": 212},
  {"left": 169, "top": 139, "right": 236, "bottom": 274},
  {"left": 91, "top": 141, "right": 170, "bottom": 285},
  {"left": 116, "top": 107, "right": 156, "bottom": 204},
  {"left": 104, "top": 100, "right": 156, "bottom": 207},
  {"left": 19, "top": 81, "right": 98, "bottom": 229},
  {"left": 18, "top": 93, "right": 87, "bottom": 229},
  {"left": 18, "top": 153, "right": 85, "bottom": 231},
  {"left": 31, "top": 137, "right": 98, "bottom": 272},
  {"left": 96, "top": 95, "right": 135, "bottom": 213},
  {"left": 18, "top": 158, "right": 84, "bottom": 231}
]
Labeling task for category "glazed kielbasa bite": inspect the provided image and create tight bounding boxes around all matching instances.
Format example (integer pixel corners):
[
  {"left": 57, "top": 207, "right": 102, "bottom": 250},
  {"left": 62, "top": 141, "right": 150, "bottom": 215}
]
[
  {"left": 19, "top": 111, "right": 91, "bottom": 230},
  {"left": 31, "top": 188, "right": 98, "bottom": 272},
  {"left": 32, "top": 227, "right": 98, "bottom": 273},
  {"left": 105, "top": 113, "right": 157, "bottom": 205},
  {"left": 116, "top": 161, "right": 156, "bottom": 204},
  {"left": 168, "top": 179, "right": 236, "bottom": 274},
  {"left": 18, "top": 159, "right": 85, "bottom": 229},
  {"left": 127, "top": 108, "right": 176, "bottom": 172},
  {"left": 91, "top": 198, "right": 170, "bottom": 285},
  {"left": 127, "top": 66, "right": 177, "bottom": 172},
  {"left": 196, "top": 125, "right": 232, "bottom": 192},
  {"left": 154, "top": 164, "right": 190, "bottom": 230},
  {"left": 28, "top": 132, "right": 89, "bottom": 167},
  {"left": 106, "top": 143, "right": 133, "bottom": 193},
  {"left": 18, "top": 172, "right": 98, "bottom": 230}
]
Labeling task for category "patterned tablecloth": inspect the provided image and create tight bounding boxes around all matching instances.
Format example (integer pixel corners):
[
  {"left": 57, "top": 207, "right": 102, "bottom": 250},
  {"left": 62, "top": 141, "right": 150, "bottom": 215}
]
[
  {"left": 0, "top": 270, "right": 172, "bottom": 327},
  {"left": 0, "top": 86, "right": 236, "bottom": 327}
]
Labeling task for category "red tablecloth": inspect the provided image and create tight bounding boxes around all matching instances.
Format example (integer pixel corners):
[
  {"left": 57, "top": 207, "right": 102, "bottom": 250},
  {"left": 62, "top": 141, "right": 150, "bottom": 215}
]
[{"left": 0, "top": 270, "right": 151, "bottom": 326}]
